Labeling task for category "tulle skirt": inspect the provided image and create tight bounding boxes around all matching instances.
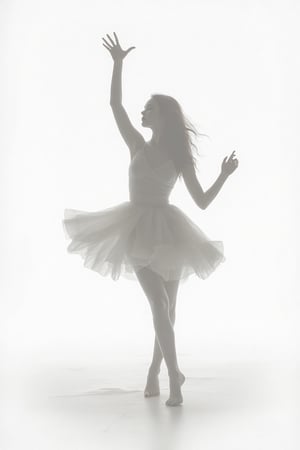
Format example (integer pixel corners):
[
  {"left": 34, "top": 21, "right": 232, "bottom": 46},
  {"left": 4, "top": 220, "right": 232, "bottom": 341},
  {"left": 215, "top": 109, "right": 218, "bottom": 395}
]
[{"left": 62, "top": 201, "right": 225, "bottom": 282}]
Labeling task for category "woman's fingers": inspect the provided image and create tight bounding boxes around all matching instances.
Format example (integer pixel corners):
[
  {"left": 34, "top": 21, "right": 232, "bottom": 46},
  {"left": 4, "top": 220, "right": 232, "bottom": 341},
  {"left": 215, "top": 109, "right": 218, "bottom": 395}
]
[
  {"left": 227, "top": 151, "right": 238, "bottom": 167},
  {"left": 102, "top": 32, "right": 135, "bottom": 61},
  {"left": 222, "top": 150, "right": 239, "bottom": 175},
  {"left": 102, "top": 37, "right": 112, "bottom": 48},
  {"left": 106, "top": 33, "right": 116, "bottom": 46},
  {"left": 113, "top": 32, "right": 120, "bottom": 45},
  {"left": 125, "top": 46, "right": 136, "bottom": 55},
  {"left": 228, "top": 151, "right": 236, "bottom": 161}
]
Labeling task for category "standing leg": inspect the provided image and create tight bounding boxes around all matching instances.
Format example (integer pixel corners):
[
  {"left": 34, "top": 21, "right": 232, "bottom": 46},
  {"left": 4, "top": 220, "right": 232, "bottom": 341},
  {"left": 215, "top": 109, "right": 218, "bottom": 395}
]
[
  {"left": 134, "top": 266, "right": 185, "bottom": 406},
  {"left": 145, "top": 278, "right": 185, "bottom": 400},
  {"left": 148, "top": 278, "right": 180, "bottom": 376}
]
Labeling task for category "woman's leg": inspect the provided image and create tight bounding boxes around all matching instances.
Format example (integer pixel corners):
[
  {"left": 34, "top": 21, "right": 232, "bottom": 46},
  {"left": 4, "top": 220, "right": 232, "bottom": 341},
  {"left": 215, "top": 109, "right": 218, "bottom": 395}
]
[
  {"left": 148, "top": 278, "right": 180, "bottom": 376},
  {"left": 134, "top": 266, "right": 185, "bottom": 405}
]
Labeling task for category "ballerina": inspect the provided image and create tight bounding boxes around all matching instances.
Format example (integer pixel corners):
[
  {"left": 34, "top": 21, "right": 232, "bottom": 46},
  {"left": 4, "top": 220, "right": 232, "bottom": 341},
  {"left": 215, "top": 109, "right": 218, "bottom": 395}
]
[{"left": 63, "top": 32, "right": 238, "bottom": 407}]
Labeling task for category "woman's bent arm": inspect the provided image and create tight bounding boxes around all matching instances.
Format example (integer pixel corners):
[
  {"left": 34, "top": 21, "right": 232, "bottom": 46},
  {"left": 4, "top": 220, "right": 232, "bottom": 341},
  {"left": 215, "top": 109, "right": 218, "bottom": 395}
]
[
  {"left": 182, "top": 163, "right": 228, "bottom": 210},
  {"left": 183, "top": 150, "right": 238, "bottom": 209},
  {"left": 202, "top": 172, "right": 228, "bottom": 209}
]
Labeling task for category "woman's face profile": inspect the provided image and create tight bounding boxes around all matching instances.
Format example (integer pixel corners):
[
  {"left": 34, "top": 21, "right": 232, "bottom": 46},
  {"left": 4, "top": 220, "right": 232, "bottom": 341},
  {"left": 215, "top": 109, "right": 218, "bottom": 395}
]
[{"left": 141, "top": 99, "right": 161, "bottom": 129}]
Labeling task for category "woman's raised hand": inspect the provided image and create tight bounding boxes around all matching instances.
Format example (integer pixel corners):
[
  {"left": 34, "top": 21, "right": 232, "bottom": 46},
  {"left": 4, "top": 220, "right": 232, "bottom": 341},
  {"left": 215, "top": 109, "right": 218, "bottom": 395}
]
[
  {"left": 221, "top": 151, "right": 239, "bottom": 177},
  {"left": 102, "top": 32, "right": 136, "bottom": 62}
]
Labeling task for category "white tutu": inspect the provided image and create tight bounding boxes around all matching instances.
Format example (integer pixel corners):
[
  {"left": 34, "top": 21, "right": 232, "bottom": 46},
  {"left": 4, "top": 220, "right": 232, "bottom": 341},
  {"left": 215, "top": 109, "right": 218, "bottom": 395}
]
[
  {"left": 62, "top": 143, "right": 225, "bottom": 282},
  {"left": 62, "top": 202, "right": 225, "bottom": 282}
]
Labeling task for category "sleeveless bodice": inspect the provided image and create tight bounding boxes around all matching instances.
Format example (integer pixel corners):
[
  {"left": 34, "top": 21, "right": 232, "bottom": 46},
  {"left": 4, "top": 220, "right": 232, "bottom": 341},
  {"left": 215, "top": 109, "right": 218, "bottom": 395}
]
[{"left": 128, "top": 143, "right": 178, "bottom": 206}]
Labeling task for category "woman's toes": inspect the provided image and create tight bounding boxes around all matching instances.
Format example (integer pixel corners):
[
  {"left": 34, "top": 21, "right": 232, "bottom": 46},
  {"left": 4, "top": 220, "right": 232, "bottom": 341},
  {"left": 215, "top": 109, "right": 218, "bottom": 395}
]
[
  {"left": 144, "top": 389, "right": 160, "bottom": 397},
  {"left": 165, "top": 396, "right": 183, "bottom": 406},
  {"left": 144, "top": 373, "right": 160, "bottom": 397}
]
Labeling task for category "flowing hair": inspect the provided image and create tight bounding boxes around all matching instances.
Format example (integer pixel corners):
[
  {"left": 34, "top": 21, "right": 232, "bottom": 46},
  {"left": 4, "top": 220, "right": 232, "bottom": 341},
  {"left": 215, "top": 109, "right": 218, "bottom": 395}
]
[{"left": 151, "top": 94, "right": 208, "bottom": 180}]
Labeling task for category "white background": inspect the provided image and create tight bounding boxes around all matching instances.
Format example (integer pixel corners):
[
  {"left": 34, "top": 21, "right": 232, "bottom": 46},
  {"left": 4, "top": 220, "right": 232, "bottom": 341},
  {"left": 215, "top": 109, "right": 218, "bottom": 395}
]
[{"left": 1, "top": 1, "right": 299, "bottom": 449}]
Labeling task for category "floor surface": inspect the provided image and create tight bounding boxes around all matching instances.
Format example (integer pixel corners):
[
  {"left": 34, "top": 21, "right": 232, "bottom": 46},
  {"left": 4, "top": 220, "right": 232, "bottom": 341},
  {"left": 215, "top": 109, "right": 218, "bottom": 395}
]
[{"left": 1, "top": 358, "right": 298, "bottom": 450}]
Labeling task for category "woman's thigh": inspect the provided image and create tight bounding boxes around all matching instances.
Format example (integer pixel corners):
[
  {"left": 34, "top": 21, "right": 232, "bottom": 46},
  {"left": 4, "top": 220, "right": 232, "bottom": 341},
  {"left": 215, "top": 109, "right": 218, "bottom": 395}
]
[{"left": 134, "top": 266, "right": 170, "bottom": 312}]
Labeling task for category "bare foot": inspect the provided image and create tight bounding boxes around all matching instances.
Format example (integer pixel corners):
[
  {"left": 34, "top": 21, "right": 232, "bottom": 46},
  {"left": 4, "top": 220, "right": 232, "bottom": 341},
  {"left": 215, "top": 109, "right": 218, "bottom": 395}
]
[
  {"left": 165, "top": 371, "right": 185, "bottom": 407},
  {"left": 144, "top": 370, "right": 160, "bottom": 397}
]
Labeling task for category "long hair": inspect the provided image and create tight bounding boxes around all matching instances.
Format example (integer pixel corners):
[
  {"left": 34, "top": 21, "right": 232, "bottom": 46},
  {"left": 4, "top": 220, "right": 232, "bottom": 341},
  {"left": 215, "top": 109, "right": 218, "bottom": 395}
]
[{"left": 151, "top": 94, "right": 208, "bottom": 180}]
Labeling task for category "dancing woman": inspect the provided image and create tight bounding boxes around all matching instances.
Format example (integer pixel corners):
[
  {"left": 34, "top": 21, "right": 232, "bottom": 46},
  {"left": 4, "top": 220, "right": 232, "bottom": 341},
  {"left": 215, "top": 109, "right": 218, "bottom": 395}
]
[{"left": 63, "top": 32, "right": 238, "bottom": 407}]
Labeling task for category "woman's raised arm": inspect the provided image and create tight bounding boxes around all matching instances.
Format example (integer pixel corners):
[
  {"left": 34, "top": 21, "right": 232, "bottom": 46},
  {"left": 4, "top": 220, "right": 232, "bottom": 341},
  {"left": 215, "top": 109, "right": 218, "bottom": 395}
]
[
  {"left": 102, "top": 32, "right": 135, "bottom": 106},
  {"left": 102, "top": 33, "right": 145, "bottom": 158}
]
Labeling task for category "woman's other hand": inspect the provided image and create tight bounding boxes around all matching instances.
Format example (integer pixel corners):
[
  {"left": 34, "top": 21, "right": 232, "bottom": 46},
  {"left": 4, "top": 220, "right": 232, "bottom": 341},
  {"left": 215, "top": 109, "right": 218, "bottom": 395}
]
[
  {"left": 102, "top": 32, "right": 136, "bottom": 62},
  {"left": 221, "top": 151, "right": 239, "bottom": 177}
]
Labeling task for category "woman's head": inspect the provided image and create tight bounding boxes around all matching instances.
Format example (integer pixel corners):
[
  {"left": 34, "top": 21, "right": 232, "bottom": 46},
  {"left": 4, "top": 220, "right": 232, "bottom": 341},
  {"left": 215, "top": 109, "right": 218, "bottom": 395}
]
[
  {"left": 142, "top": 94, "right": 206, "bottom": 179},
  {"left": 141, "top": 97, "right": 164, "bottom": 131}
]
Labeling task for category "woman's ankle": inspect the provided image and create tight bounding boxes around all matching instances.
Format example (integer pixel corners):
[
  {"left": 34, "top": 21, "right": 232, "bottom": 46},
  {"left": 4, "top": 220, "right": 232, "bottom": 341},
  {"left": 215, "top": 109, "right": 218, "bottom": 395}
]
[
  {"left": 168, "top": 368, "right": 182, "bottom": 378},
  {"left": 148, "top": 365, "right": 160, "bottom": 376}
]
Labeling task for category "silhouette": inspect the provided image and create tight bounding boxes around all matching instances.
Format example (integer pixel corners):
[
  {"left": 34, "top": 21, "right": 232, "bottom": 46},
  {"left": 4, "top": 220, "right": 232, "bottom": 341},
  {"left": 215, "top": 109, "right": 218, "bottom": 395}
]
[{"left": 62, "top": 32, "right": 239, "bottom": 407}]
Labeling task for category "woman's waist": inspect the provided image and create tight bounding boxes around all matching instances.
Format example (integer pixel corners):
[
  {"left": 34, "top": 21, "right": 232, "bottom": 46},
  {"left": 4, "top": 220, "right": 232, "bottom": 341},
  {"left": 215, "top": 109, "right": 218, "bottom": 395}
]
[{"left": 129, "top": 197, "right": 170, "bottom": 206}]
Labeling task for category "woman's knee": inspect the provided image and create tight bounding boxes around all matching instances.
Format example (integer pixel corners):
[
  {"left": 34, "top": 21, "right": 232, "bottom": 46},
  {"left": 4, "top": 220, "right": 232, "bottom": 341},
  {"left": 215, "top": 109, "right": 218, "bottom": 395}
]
[
  {"left": 150, "top": 296, "right": 170, "bottom": 318},
  {"left": 169, "top": 304, "right": 176, "bottom": 319}
]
